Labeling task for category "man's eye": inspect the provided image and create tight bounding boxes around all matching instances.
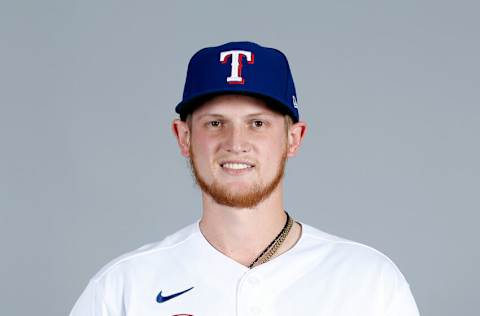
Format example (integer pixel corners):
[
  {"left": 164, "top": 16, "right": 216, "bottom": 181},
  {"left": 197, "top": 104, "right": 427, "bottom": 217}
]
[
  {"left": 208, "top": 120, "right": 221, "bottom": 127},
  {"left": 252, "top": 120, "right": 264, "bottom": 128}
]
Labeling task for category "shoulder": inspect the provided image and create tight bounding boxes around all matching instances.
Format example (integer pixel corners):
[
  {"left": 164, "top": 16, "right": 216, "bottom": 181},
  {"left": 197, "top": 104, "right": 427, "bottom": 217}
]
[
  {"left": 89, "top": 221, "right": 199, "bottom": 283},
  {"left": 298, "top": 222, "right": 409, "bottom": 285},
  {"left": 294, "top": 223, "right": 418, "bottom": 315},
  {"left": 69, "top": 222, "right": 201, "bottom": 315}
]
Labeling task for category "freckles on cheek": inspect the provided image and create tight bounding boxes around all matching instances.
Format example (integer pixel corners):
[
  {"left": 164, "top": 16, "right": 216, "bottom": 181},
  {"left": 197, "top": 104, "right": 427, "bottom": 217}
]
[
  {"left": 191, "top": 134, "right": 217, "bottom": 157},
  {"left": 262, "top": 141, "right": 287, "bottom": 163}
]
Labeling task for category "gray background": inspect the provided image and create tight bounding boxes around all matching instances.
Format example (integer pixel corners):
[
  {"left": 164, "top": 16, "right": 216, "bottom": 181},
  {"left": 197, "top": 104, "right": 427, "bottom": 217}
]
[{"left": 1, "top": 1, "right": 478, "bottom": 315}]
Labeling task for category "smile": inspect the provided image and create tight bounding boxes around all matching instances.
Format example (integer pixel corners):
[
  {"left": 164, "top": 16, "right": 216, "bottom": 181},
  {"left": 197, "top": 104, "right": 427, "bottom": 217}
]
[
  {"left": 219, "top": 161, "right": 255, "bottom": 175},
  {"left": 221, "top": 162, "right": 254, "bottom": 170}
]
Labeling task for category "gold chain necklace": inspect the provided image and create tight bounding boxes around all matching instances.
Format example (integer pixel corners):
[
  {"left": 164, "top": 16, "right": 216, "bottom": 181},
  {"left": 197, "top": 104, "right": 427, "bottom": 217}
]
[{"left": 248, "top": 211, "right": 294, "bottom": 268}]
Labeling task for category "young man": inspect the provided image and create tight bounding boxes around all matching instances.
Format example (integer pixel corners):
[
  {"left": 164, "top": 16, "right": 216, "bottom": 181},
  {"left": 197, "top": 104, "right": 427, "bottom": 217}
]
[{"left": 70, "top": 41, "right": 420, "bottom": 315}]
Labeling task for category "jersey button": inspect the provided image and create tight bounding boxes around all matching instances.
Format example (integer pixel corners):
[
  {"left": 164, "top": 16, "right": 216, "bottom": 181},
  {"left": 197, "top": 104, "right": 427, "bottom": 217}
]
[{"left": 250, "top": 306, "right": 262, "bottom": 315}]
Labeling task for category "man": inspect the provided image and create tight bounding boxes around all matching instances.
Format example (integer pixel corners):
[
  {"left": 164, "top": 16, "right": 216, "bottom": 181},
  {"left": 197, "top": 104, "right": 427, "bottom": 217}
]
[{"left": 70, "top": 41, "right": 420, "bottom": 315}]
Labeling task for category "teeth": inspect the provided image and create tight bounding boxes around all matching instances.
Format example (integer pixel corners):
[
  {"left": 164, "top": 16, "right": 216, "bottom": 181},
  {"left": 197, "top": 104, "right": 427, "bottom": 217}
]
[{"left": 222, "top": 163, "right": 252, "bottom": 170}]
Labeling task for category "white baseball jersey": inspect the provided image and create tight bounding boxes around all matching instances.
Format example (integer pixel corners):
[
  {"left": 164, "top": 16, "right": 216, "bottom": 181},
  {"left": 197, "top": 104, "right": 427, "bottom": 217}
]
[{"left": 69, "top": 220, "right": 420, "bottom": 316}]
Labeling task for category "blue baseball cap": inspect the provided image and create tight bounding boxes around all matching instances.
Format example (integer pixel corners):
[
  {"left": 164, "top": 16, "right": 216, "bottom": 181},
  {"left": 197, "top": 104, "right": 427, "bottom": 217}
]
[{"left": 175, "top": 41, "right": 300, "bottom": 122}]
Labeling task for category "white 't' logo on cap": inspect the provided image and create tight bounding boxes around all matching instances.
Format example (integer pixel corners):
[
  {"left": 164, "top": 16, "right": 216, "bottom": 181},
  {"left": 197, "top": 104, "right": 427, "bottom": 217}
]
[{"left": 220, "top": 50, "right": 254, "bottom": 84}]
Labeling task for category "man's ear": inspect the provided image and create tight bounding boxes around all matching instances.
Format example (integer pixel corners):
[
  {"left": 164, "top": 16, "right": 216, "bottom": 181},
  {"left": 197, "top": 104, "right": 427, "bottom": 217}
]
[
  {"left": 172, "top": 119, "right": 191, "bottom": 157},
  {"left": 287, "top": 121, "right": 307, "bottom": 157}
]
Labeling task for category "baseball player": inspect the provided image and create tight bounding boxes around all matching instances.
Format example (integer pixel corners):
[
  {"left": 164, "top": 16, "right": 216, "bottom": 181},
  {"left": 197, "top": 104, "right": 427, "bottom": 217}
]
[{"left": 69, "top": 41, "right": 420, "bottom": 316}]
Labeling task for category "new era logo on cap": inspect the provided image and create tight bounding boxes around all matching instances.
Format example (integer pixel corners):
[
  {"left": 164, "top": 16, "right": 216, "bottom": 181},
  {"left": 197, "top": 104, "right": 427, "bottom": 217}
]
[{"left": 175, "top": 41, "right": 300, "bottom": 122}]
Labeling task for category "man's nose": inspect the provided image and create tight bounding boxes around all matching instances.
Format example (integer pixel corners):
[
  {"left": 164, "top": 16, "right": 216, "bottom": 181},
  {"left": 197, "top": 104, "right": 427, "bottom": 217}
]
[{"left": 223, "top": 125, "right": 252, "bottom": 153}]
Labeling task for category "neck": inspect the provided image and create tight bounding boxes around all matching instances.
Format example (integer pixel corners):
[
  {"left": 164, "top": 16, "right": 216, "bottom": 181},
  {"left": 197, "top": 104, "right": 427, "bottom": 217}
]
[{"left": 198, "top": 185, "right": 302, "bottom": 267}]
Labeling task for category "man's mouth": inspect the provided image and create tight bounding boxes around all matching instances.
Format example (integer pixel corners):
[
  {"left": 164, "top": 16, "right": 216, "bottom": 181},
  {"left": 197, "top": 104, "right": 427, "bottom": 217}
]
[{"left": 219, "top": 161, "right": 255, "bottom": 170}]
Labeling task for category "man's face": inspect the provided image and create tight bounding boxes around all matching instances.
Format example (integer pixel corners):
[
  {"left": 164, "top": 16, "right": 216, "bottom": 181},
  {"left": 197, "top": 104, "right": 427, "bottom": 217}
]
[{"left": 187, "top": 94, "right": 290, "bottom": 209}]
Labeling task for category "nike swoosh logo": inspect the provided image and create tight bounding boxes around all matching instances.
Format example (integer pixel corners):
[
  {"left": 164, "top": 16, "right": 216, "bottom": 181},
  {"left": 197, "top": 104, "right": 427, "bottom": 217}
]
[{"left": 156, "top": 286, "right": 194, "bottom": 304}]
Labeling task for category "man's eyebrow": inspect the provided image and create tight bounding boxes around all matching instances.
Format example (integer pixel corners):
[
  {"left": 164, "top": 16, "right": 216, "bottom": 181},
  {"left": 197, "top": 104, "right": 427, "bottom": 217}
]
[
  {"left": 196, "top": 112, "right": 273, "bottom": 119},
  {"left": 245, "top": 112, "right": 273, "bottom": 118},
  {"left": 196, "top": 113, "right": 225, "bottom": 120}
]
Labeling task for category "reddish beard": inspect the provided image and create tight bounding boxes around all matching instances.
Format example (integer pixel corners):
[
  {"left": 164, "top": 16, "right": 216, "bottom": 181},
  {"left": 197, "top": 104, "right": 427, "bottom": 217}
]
[{"left": 188, "top": 144, "right": 288, "bottom": 209}]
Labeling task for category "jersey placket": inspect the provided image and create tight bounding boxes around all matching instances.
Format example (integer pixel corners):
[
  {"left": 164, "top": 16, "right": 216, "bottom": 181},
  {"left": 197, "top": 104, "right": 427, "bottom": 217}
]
[{"left": 236, "top": 270, "right": 272, "bottom": 316}]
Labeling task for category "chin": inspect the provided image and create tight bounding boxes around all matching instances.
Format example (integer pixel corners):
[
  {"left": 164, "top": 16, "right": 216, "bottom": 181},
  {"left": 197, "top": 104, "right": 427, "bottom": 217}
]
[{"left": 221, "top": 182, "right": 257, "bottom": 193}]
